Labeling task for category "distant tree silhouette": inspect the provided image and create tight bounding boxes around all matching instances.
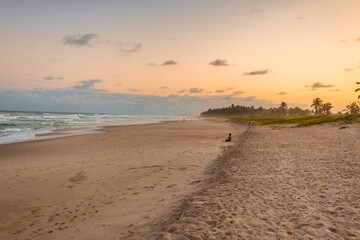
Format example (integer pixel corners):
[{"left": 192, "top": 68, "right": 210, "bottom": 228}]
[
  {"left": 322, "top": 102, "right": 333, "bottom": 115},
  {"left": 346, "top": 101, "right": 360, "bottom": 114},
  {"left": 201, "top": 103, "right": 311, "bottom": 116},
  {"left": 356, "top": 82, "right": 360, "bottom": 99},
  {"left": 311, "top": 98, "right": 323, "bottom": 115},
  {"left": 279, "top": 102, "right": 288, "bottom": 116}
]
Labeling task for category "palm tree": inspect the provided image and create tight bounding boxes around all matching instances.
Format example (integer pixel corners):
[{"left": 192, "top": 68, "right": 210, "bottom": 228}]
[
  {"left": 346, "top": 101, "right": 360, "bottom": 114},
  {"left": 279, "top": 102, "right": 288, "bottom": 116},
  {"left": 356, "top": 82, "right": 360, "bottom": 99},
  {"left": 311, "top": 98, "right": 323, "bottom": 115},
  {"left": 322, "top": 102, "right": 333, "bottom": 115}
]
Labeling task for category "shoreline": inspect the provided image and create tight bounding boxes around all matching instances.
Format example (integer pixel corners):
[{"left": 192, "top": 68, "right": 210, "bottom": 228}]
[
  {"left": 0, "top": 118, "right": 198, "bottom": 146},
  {"left": 0, "top": 118, "right": 244, "bottom": 240}
]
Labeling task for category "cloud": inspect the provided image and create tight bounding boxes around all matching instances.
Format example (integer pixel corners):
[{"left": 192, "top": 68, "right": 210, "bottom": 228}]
[
  {"left": 130, "top": 89, "right": 140, "bottom": 92},
  {"left": 226, "top": 88, "right": 233, "bottom": 91},
  {"left": 357, "top": 38, "right": 360, "bottom": 41},
  {"left": 119, "top": 43, "right": 142, "bottom": 53},
  {"left": 147, "top": 62, "right": 156, "bottom": 66},
  {"left": 305, "top": 82, "right": 335, "bottom": 91},
  {"left": 159, "top": 86, "right": 167, "bottom": 89},
  {"left": 44, "top": 76, "right": 64, "bottom": 80},
  {"left": 209, "top": 59, "right": 229, "bottom": 66},
  {"left": 277, "top": 91, "right": 287, "bottom": 95},
  {"left": 339, "top": 39, "right": 349, "bottom": 44},
  {"left": 161, "top": 60, "right": 178, "bottom": 66},
  {"left": 0, "top": 88, "right": 276, "bottom": 115},
  {"left": 177, "top": 89, "right": 186, "bottom": 93},
  {"left": 189, "top": 88, "right": 204, "bottom": 93},
  {"left": 244, "top": 96, "right": 257, "bottom": 101},
  {"left": 73, "top": 79, "right": 102, "bottom": 89},
  {"left": 215, "top": 89, "right": 225, "bottom": 93},
  {"left": 243, "top": 69, "right": 270, "bottom": 75},
  {"left": 232, "top": 91, "right": 245, "bottom": 95},
  {"left": 62, "top": 33, "right": 98, "bottom": 46},
  {"left": 250, "top": 9, "right": 263, "bottom": 13},
  {"left": 47, "top": 57, "right": 67, "bottom": 61},
  {"left": 117, "top": 83, "right": 122, "bottom": 86},
  {"left": 344, "top": 68, "right": 353, "bottom": 72}
]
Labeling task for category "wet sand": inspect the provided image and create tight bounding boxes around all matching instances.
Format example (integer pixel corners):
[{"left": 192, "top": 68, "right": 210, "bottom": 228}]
[{"left": 0, "top": 118, "right": 244, "bottom": 240}]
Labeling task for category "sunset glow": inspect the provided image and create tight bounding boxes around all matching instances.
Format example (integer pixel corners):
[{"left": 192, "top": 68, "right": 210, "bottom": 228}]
[{"left": 1, "top": 0, "right": 360, "bottom": 114}]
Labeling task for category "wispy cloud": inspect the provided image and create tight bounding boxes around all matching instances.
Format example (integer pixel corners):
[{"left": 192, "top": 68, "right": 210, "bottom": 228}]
[
  {"left": 339, "top": 39, "right": 349, "bottom": 44},
  {"left": 130, "top": 89, "right": 140, "bottom": 92},
  {"left": 62, "top": 33, "right": 98, "bottom": 46},
  {"left": 305, "top": 82, "right": 335, "bottom": 91},
  {"left": 119, "top": 43, "right": 142, "bottom": 53},
  {"left": 47, "top": 57, "right": 67, "bottom": 61},
  {"left": 344, "top": 68, "right": 353, "bottom": 72},
  {"left": 215, "top": 89, "right": 225, "bottom": 93},
  {"left": 73, "top": 79, "right": 102, "bottom": 89},
  {"left": 147, "top": 62, "right": 156, "bottom": 66},
  {"left": 209, "top": 59, "right": 229, "bottom": 66},
  {"left": 161, "top": 60, "right": 178, "bottom": 66},
  {"left": 44, "top": 76, "right": 64, "bottom": 80},
  {"left": 159, "top": 86, "right": 167, "bottom": 89},
  {"left": 244, "top": 96, "right": 257, "bottom": 101},
  {"left": 177, "top": 89, "right": 186, "bottom": 93},
  {"left": 243, "top": 69, "right": 269, "bottom": 76},
  {"left": 277, "top": 91, "right": 287, "bottom": 95},
  {"left": 232, "top": 91, "right": 244, "bottom": 95},
  {"left": 250, "top": 9, "right": 263, "bottom": 14},
  {"left": 189, "top": 88, "right": 204, "bottom": 93}
]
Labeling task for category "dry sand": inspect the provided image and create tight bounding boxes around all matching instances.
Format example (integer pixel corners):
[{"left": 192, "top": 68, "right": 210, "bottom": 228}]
[
  {"left": 0, "top": 118, "right": 244, "bottom": 240},
  {"left": 157, "top": 122, "right": 360, "bottom": 240},
  {"left": 1, "top": 119, "right": 359, "bottom": 240}
]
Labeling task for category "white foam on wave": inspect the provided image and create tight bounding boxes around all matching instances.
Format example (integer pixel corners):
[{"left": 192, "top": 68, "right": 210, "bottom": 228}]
[
  {"left": 0, "top": 111, "right": 198, "bottom": 144},
  {"left": 0, "top": 128, "right": 53, "bottom": 144}
]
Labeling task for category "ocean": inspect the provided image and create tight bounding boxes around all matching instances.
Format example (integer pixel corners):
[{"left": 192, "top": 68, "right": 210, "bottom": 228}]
[{"left": 0, "top": 111, "right": 195, "bottom": 144}]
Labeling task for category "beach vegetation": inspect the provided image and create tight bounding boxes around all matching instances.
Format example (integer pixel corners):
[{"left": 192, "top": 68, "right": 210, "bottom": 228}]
[
  {"left": 356, "top": 82, "right": 360, "bottom": 99},
  {"left": 346, "top": 101, "right": 360, "bottom": 115},
  {"left": 322, "top": 102, "right": 333, "bottom": 115},
  {"left": 201, "top": 102, "right": 311, "bottom": 117},
  {"left": 311, "top": 98, "right": 323, "bottom": 115},
  {"left": 226, "top": 114, "right": 360, "bottom": 127}
]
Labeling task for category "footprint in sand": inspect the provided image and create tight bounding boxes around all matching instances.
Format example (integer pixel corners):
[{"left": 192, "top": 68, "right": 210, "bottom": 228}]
[{"left": 69, "top": 171, "right": 88, "bottom": 183}]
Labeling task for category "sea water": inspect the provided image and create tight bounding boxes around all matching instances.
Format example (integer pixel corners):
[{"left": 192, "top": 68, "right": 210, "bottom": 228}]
[{"left": 0, "top": 111, "right": 194, "bottom": 144}]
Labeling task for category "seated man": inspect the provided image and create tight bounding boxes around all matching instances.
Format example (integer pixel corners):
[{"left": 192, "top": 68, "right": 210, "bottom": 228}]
[{"left": 225, "top": 133, "right": 232, "bottom": 142}]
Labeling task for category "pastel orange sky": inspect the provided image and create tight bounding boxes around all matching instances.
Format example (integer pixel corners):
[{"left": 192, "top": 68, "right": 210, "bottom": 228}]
[{"left": 0, "top": 0, "right": 359, "bottom": 114}]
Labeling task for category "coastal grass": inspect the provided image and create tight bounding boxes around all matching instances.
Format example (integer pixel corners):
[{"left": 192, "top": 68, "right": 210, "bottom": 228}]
[{"left": 224, "top": 114, "right": 360, "bottom": 127}]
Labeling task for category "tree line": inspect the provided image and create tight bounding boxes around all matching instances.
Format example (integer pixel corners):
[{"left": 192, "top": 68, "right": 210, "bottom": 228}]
[
  {"left": 202, "top": 82, "right": 360, "bottom": 116},
  {"left": 201, "top": 102, "right": 312, "bottom": 116}
]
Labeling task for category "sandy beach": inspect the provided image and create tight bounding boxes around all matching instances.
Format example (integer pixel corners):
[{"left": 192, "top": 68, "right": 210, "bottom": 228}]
[
  {"left": 0, "top": 118, "right": 244, "bottom": 240},
  {"left": 157, "top": 122, "right": 360, "bottom": 239},
  {"left": 1, "top": 119, "right": 359, "bottom": 240}
]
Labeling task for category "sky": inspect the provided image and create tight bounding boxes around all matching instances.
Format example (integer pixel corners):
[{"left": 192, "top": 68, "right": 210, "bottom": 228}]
[{"left": 1, "top": 0, "right": 360, "bottom": 114}]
